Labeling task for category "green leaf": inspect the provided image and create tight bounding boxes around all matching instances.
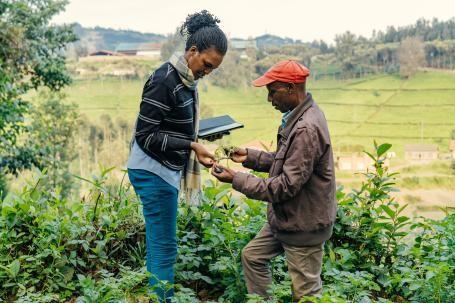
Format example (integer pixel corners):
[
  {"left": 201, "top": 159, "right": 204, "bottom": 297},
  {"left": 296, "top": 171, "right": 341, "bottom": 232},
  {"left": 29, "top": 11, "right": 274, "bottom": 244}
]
[
  {"left": 381, "top": 205, "right": 395, "bottom": 218},
  {"left": 62, "top": 267, "right": 75, "bottom": 282},
  {"left": 397, "top": 216, "right": 410, "bottom": 224},
  {"left": 397, "top": 204, "right": 408, "bottom": 214},
  {"left": 409, "top": 282, "right": 421, "bottom": 291},
  {"left": 393, "top": 232, "right": 408, "bottom": 237},
  {"left": 9, "top": 260, "right": 20, "bottom": 278},
  {"left": 376, "top": 143, "right": 392, "bottom": 157}
]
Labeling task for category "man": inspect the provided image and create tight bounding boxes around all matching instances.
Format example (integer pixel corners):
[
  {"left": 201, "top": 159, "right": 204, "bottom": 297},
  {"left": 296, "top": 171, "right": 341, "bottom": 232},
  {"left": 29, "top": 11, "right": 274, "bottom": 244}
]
[{"left": 211, "top": 60, "right": 337, "bottom": 301}]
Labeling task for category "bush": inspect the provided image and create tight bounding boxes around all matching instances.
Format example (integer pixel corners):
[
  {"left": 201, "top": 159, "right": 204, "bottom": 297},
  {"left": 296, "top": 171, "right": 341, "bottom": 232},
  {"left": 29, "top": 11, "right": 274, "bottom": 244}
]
[{"left": 1, "top": 143, "right": 454, "bottom": 302}]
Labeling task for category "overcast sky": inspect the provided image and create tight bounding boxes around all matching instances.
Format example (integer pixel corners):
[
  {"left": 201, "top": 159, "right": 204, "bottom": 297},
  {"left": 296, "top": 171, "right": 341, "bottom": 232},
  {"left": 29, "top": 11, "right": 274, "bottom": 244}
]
[{"left": 52, "top": 0, "right": 455, "bottom": 43}]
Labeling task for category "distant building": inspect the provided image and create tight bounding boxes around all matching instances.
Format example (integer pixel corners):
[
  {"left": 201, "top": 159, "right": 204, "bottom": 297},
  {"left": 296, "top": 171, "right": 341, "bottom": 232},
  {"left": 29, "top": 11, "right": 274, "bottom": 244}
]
[
  {"left": 404, "top": 144, "right": 438, "bottom": 162},
  {"left": 230, "top": 38, "right": 257, "bottom": 59},
  {"left": 88, "top": 50, "right": 121, "bottom": 56},
  {"left": 450, "top": 140, "right": 455, "bottom": 159},
  {"left": 115, "top": 42, "right": 162, "bottom": 58},
  {"left": 231, "top": 39, "right": 257, "bottom": 50},
  {"left": 335, "top": 153, "right": 374, "bottom": 171}
]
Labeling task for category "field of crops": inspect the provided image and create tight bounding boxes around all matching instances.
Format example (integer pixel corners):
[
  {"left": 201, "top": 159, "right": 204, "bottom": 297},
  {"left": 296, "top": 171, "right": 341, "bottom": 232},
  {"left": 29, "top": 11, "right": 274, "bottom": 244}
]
[{"left": 62, "top": 70, "right": 455, "bottom": 157}]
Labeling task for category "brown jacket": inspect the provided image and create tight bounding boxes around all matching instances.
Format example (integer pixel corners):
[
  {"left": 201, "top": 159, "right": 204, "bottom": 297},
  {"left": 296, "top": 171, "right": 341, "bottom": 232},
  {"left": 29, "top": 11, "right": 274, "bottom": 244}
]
[{"left": 232, "top": 93, "right": 337, "bottom": 246}]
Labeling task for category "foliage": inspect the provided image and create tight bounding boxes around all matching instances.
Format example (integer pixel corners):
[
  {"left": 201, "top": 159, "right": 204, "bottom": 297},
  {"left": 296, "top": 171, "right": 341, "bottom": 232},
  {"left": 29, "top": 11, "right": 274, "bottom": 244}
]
[
  {"left": 175, "top": 180, "right": 266, "bottom": 301},
  {"left": 160, "top": 29, "right": 185, "bottom": 62},
  {"left": 373, "top": 17, "right": 455, "bottom": 43},
  {"left": 0, "top": 168, "right": 146, "bottom": 301},
  {"left": 397, "top": 37, "right": 425, "bottom": 78},
  {"left": 0, "top": 0, "right": 76, "bottom": 177},
  {"left": 323, "top": 142, "right": 454, "bottom": 302},
  {"left": 210, "top": 50, "right": 255, "bottom": 89},
  {"left": 0, "top": 143, "right": 453, "bottom": 302},
  {"left": 28, "top": 97, "right": 79, "bottom": 196}
]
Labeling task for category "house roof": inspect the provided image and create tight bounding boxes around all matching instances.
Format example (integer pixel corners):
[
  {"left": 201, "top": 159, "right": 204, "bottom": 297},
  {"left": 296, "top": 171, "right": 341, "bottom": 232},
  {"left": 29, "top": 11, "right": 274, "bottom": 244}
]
[
  {"left": 115, "top": 42, "right": 162, "bottom": 52},
  {"left": 88, "top": 50, "right": 121, "bottom": 56},
  {"left": 230, "top": 39, "right": 257, "bottom": 50},
  {"left": 404, "top": 144, "right": 439, "bottom": 152}
]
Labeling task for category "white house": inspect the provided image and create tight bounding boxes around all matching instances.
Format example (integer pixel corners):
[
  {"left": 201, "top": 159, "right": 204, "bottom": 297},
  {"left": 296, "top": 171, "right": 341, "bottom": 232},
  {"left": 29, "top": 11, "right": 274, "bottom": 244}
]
[{"left": 404, "top": 144, "right": 439, "bottom": 162}]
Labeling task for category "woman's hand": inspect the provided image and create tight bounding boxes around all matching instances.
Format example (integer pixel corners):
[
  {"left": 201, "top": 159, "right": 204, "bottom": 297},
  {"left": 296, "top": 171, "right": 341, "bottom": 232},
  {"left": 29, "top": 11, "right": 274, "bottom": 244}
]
[
  {"left": 230, "top": 148, "right": 247, "bottom": 163},
  {"left": 191, "top": 142, "right": 215, "bottom": 168},
  {"left": 211, "top": 163, "right": 235, "bottom": 183},
  {"left": 203, "top": 131, "right": 230, "bottom": 142}
]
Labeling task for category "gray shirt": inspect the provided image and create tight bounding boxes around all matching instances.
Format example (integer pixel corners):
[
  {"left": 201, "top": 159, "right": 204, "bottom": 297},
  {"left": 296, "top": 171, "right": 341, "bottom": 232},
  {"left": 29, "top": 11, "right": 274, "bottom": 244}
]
[{"left": 127, "top": 140, "right": 181, "bottom": 190}]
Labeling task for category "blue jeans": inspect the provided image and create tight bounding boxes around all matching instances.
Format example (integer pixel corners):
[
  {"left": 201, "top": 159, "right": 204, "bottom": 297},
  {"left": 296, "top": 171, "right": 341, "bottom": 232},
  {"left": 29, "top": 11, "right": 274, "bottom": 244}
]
[{"left": 128, "top": 169, "right": 178, "bottom": 302}]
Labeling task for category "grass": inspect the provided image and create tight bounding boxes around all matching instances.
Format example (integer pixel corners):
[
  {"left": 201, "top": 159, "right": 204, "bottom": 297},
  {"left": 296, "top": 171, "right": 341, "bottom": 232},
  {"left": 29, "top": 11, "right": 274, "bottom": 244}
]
[
  {"left": 404, "top": 70, "right": 455, "bottom": 89},
  {"left": 400, "top": 176, "right": 455, "bottom": 189},
  {"left": 55, "top": 69, "right": 455, "bottom": 158},
  {"left": 346, "top": 74, "right": 404, "bottom": 89},
  {"left": 401, "top": 161, "right": 454, "bottom": 175}
]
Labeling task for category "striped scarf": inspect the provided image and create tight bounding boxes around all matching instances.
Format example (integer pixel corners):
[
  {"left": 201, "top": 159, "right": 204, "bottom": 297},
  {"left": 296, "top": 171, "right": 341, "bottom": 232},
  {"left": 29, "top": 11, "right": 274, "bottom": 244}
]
[{"left": 169, "top": 53, "right": 201, "bottom": 205}]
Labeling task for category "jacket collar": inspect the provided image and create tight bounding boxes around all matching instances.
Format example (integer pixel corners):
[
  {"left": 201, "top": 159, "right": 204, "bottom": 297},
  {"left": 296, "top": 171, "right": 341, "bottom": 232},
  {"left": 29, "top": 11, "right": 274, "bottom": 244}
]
[{"left": 278, "top": 92, "right": 314, "bottom": 139}]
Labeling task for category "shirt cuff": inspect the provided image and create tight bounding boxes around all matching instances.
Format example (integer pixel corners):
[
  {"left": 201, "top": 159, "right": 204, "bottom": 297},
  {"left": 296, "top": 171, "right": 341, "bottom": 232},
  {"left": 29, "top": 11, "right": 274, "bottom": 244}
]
[{"left": 242, "top": 148, "right": 261, "bottom": 169}]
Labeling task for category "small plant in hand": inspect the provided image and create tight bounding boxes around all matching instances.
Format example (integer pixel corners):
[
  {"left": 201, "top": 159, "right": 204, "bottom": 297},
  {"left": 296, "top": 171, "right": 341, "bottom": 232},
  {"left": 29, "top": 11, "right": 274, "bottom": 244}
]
[
  {"left": 214, "top": 145, "right": 238, "bottom": 161},
  {"left": 214, "top": 145, "right": 239, "bottom": 170}
]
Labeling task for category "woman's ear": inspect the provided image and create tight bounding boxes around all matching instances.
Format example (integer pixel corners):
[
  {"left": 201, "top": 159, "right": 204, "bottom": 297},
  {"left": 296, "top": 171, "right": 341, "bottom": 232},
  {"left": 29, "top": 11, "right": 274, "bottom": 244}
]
[{"left": 189, "top": 45, "right": 199, "bottom": 55}]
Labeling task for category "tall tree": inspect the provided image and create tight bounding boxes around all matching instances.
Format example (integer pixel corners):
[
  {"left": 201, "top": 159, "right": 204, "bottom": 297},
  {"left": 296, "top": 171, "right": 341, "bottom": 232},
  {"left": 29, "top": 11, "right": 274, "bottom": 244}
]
[
  {"left": 335, "top": 31, "right": 358, "bottom": 75},
  {"left": 0, "top": 0, "right": 76, "bottom": 177},
  {"left": 397, "top": 37, "right": 425, "bottom": 78}
]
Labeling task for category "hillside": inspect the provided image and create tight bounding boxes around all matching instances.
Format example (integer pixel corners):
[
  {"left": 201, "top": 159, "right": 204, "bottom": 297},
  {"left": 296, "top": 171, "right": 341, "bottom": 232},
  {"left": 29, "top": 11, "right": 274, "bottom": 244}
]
[
  {"left": 62, "top": 68, "right": 455, "bottom": 157},
  {"left": 69, "top": 23, "right": 166, "bottom": 55}
]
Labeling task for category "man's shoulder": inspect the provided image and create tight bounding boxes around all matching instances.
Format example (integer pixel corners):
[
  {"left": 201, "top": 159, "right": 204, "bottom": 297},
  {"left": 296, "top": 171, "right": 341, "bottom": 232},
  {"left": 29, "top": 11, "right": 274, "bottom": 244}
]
[{"left": 296, "top": 104, "right": 325, "bottom": 129}]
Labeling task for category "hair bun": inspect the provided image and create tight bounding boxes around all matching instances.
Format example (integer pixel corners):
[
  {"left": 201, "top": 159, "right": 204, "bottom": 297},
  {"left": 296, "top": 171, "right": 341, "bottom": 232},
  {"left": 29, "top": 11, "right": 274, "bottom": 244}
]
[{"left": 180, "top": 10, "right": 220, "bottom": 36}]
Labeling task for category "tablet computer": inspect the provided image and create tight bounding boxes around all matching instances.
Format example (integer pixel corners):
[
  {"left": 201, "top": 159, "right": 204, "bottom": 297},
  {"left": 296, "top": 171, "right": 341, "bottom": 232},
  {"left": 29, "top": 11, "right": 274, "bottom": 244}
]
[{"left": 198, "top": 115, "right": 244, "bottom": 139}]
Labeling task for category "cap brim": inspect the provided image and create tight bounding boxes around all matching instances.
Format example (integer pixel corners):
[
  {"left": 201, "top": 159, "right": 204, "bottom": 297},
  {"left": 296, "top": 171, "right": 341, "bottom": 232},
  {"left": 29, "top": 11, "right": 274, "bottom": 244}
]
[{"left": 252, "top": 75, "right": 276, "bottom": 87}]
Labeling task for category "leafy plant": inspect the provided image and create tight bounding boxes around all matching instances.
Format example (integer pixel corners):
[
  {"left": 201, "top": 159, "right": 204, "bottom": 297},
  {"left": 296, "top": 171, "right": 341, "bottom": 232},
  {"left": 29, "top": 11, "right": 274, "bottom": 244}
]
[
  {"left": 214, "top": 145, "right": 239, "bottom": 164},
  {"left": 1, "top": 142, "right": 453, "bottom": 302}
]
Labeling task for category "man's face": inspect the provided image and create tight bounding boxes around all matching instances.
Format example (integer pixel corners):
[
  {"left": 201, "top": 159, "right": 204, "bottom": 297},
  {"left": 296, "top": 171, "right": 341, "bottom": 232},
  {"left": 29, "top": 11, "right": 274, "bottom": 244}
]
[
  {"left": 186, "top": 46, "right": 224, "bottom": 80},
  {"left": 266, "top": 82, "right": 298, "bottom": 113}
]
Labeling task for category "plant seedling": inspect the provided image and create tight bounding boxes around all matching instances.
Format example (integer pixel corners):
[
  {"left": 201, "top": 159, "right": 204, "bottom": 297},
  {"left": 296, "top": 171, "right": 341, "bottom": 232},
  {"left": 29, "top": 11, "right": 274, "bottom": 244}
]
[{"left": 214, "top": 145, "right": 238, "bottom": 167}]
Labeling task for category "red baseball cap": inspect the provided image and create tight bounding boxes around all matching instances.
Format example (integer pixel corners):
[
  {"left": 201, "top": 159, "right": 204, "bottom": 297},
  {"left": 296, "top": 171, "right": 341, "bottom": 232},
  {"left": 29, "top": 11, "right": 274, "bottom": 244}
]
[{"left": 252, "top": 60, "right": 310, "bottom": 87}]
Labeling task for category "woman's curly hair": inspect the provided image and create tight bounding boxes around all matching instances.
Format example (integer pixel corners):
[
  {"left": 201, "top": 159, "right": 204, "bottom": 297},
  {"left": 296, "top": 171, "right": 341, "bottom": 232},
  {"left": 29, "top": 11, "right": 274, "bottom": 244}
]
[{"left": 180, "top": 10, "right": 227, "bottom": 55}]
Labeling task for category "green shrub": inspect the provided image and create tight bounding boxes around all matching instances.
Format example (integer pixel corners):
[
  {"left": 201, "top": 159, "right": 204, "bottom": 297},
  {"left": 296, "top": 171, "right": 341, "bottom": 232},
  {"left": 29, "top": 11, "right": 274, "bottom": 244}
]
[{"left": 1, "top": 143, "right": 453, "bottom": 302}]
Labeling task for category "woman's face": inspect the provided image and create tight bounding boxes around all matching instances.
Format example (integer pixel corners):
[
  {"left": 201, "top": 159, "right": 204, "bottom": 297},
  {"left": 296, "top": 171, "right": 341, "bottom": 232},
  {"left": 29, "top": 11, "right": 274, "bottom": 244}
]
[{"left": 185, "top": 46, "right": 224, "bottom": 80}]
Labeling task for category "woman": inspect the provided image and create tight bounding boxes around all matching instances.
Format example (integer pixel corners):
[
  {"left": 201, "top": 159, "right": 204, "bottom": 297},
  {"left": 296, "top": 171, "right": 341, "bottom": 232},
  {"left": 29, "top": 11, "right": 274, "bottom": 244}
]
[{"left": 127, "top": 10, "right": 227, "bottom": 302}]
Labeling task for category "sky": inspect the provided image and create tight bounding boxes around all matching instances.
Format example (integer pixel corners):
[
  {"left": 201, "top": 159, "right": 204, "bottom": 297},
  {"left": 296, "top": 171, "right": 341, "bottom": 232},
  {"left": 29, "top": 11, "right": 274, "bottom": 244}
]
[{"left": 52, "top": 0, "right": 455, "bottom": 43}]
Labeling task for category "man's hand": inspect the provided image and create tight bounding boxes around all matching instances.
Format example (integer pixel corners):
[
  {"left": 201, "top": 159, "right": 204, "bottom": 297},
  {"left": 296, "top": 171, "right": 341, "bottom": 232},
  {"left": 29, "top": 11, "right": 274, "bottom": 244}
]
[
  {"left": 191, "top": 142, "right": 215, "bottom": 168},
  {"left": 211, "top": 164, "right": 236, "bottom": 183},
  {"left": 230, "top": 148, "right": 247, "bottom": 163}
]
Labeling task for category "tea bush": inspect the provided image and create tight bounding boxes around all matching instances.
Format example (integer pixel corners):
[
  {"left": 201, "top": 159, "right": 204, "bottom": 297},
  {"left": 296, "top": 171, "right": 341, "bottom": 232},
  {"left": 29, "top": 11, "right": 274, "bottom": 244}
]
[{"left": 1, "top": 143, "right": 453, "bottom": 302}]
